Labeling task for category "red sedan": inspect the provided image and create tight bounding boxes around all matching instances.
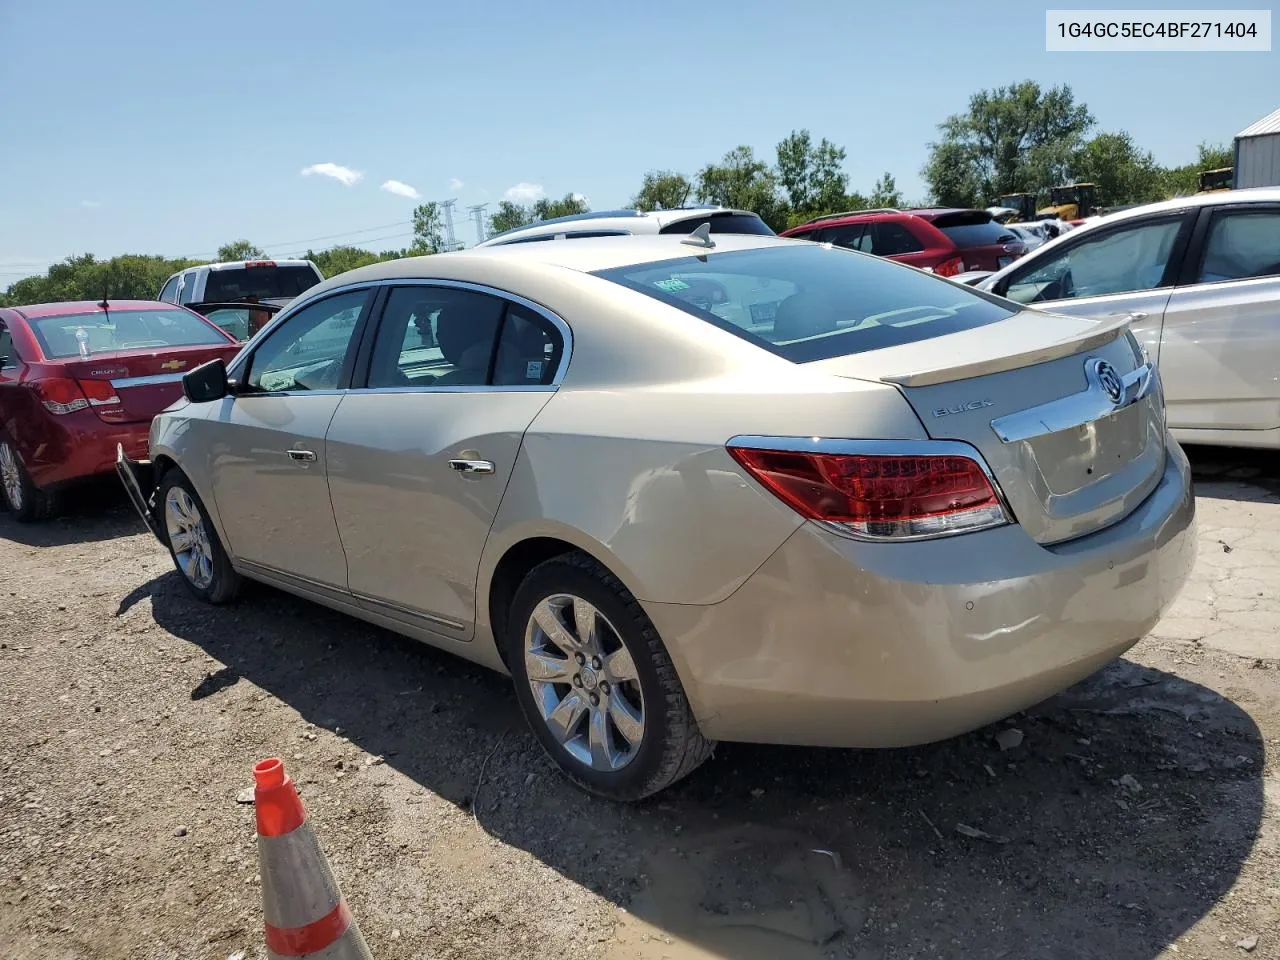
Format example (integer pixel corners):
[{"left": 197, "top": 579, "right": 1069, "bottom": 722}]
[{"left": 0, "top": 299, "right": 241, "bottom": 521}]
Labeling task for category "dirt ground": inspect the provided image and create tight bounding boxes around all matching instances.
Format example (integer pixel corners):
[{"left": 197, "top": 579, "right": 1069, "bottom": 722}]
[{"left": 1, "top": 448, "right": 1278, "bottom": 960}]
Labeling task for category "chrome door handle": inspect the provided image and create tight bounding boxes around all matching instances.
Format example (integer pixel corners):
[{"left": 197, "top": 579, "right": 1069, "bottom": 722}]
[
  {"left": 448, "top": 458, "right": 494, "bottom": 475},
  {"left": 287, "top": 449, "right": 317, "bottom": 463},
  {"left": 1109, "top": 310, "right": 1149, "bottom": 321}
]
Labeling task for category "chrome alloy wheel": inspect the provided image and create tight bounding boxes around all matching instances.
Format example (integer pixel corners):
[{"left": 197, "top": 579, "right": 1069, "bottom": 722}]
[
  {"left": 0, "top": 442, "right": 24, "bottom": 511},
  {"left": 524, "top": 594, "right": 645, "bottom": 771},
  {"left": 164, "top": 486, "right": 214, "bottom": 590}
]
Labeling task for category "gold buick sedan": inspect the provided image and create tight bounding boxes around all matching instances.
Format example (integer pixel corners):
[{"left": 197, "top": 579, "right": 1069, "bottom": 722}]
[{"left": 118, "top": 231, "right": 1195, "bottom": 800}]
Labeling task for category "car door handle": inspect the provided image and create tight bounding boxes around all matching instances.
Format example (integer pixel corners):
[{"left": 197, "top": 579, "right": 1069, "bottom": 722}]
[
  {"left": 1109, "top": 310, "right": 1149, "bottom": 321},
  {"left": 287, "top": 449, "right": 317, "bottom": 463},
  {"left": 448, "top": 458, "right": 495, "bottom": 475}
]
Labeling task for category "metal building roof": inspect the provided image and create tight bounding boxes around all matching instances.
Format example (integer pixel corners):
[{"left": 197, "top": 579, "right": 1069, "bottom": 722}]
[{"left": 1238, "top": 107, "right": 1280, "bottom": 139}]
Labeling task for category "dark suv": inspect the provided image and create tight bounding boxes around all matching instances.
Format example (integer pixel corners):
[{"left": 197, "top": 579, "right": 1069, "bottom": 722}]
[{"left": 781, "top": 208, "right": 1027, "bottom": 276}]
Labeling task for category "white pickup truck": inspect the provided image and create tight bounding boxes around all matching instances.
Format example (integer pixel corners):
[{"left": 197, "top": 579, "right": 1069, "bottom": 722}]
[{"left": 157, "top": 259, "right": 324, "bottom": 340}]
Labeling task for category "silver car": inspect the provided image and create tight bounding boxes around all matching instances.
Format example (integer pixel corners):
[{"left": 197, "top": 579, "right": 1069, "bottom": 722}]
[
  {"left": 118, "top": 232, "right": 1196, "bottom": 800},
  {"left": 977, "top": 187, "right": 1280, "bottom": 449}
]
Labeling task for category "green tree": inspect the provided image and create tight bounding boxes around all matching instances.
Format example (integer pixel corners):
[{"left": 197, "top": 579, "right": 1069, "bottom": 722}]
[
  {"left": 868, "top": 172, "right": 905, "bottom": 208},
  {"left": 1162, "top": 142, "right": 1235, "bottom": 197},
  {"left": 410, "top": 202, "right": 443, "bottom": 254},
  {"left": 489, "top": 200, "right": 532, "bottom": 235},
  {"left": 533, "top": 192, "right": 589, "bottom": 221},
  {"left": 696, "top": 146, "right": 787, "bottom": 231},
  {"left": 923, "top": 81, "right": 1095, "bottom": 206},
  {"left": 216, "top": 240, "right": 266, "bottom": 261},
  {"left": 775, "top": 130, "right": 848, "bottom": 216},
  {"left": 304, "top": 246, "right": 388, "bottom": 278},
  {"left": 631, "top": 170, "right": 693, "bottom": 211},
  {"left": 1071, "top": 131, "right": 1166, "bottom": 206},
  {"left": 0, "top": 253, "right": 198, "bottom": 307},
  {"left": 486, "top": 193, "right": 589, "bottom": 237}
]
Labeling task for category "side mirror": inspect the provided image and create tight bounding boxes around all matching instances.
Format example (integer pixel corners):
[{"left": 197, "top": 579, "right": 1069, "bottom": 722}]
[{"left": 183, "top": 358, "right": 229, "bottom": 403}]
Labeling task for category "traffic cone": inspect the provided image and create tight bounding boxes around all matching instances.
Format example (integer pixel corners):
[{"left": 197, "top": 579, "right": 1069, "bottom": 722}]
[{"left": 252, "top": 757, "right": 374, "bottom": 959}]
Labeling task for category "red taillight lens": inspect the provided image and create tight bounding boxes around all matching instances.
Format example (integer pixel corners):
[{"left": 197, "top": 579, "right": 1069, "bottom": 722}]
[
  {"left": 30, "top": 378, "right": 89, "bottom": 415},
  {"left": 77, "top": 379, "right": 125, "bottom": 422},
  {"left": 727, "top": 445, "right": 1009, "bottom": 540},
  {"left": 933, "top": 256, "right": 964, "bottom": 277}
]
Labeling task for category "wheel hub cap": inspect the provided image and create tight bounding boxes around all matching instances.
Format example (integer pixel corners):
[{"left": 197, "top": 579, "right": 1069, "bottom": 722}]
[
  {"left": 524, "top": 593, "right": 645, "bottom": 772},
  {"left": 164, "top": 487, "right": 214, "bottom": 590}
]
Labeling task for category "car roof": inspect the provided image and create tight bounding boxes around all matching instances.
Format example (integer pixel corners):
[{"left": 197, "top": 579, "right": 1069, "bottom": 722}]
[
  {"left": 300, "top": 233, "right": 798, "bottom": 295},
  {"left": 10, "top": 300, "right": 180, "bottom": 319},
  {"left": 479, "top": 207, "right": 761, "bottom": 244}
]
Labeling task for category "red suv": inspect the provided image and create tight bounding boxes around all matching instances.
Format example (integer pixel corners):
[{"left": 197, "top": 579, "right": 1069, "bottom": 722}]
[{"left": 781, "top": 207, "right": 1027, "bottom": 277}]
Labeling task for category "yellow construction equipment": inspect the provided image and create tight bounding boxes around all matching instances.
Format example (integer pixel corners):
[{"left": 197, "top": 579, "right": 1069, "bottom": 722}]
[
  {"left": 1038, "top": 183, "right": 1099, "bottom": 221},
  {"left": 1197, "top": 167, "right": 1233, "bottom": 193}
]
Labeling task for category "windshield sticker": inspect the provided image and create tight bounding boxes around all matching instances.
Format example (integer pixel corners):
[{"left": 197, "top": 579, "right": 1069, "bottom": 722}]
[
  {"left": 652, "top": 278, "right": 690, "bottom": 292},
  {"left": 526, "top": 360, "right": 544, "bottom": 380}
]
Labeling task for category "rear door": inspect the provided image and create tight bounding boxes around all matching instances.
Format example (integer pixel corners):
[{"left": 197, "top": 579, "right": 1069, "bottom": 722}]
[
  {"left": 324, "top": 282, "right": 566, "bottom": 638},
  {"left": 1157, "top": 202, "right": 1280, "bottom": 432},
  {"left": 991, "top": 211, "right": 1198, "bottom": 364},
  {"left": 204, "top": 288, "right": 372, "bottom": 589}
]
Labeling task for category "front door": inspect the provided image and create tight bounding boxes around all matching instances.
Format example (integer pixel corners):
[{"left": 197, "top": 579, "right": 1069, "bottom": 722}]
[
  {"left": 325, "top": 283, "right": 566, "bottom": 637},
  {"left": 206, "top": 288, "right": 371, "bottom": 588}
]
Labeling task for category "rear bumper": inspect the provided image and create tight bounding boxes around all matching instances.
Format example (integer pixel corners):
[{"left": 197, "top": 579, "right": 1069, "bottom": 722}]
[
  {"left": 23, "top": 412, "right": 150, "bottom": 489},
  {"left": 645, "top": 441, "right": 1197, "bottom": 748},
  {"left": 116, "top": 445, "right": 162, "bottom": 542}
]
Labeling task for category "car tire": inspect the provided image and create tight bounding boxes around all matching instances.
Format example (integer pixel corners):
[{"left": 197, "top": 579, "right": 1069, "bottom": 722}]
[
  {"left": 506, "top": 551, "right": 714, "bottom": 801},
  {"left": 157, "top": 468, "right": 240, "bottom": 604},
  {"left": 0, "top": 435, "right": 57, "bottom": 522}
]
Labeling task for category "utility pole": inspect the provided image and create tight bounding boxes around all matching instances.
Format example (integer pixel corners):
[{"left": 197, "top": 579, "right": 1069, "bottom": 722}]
[
  {"left": 467, "top": 203, "right": 489, "bottom": 245},
  {"left": 439, "top": 199, "right": 462, "bottom": 251}
]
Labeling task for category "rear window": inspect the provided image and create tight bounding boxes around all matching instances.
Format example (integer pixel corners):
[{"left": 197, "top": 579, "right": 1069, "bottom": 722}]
[
  {"left": 202, "top": 264, "right": 322, "bottom": 302},
  {"left": 930, "top": 213, "right": 1018, "bottom": 248},
  {"left": 592, "top": 244, "right": 1016, "bottom": 363},
  {"left": 659, "top": 213, "right": 775, "bottom": 236},
  {"left": 29, "top": 309, "right": 228, "bottom": 359}
]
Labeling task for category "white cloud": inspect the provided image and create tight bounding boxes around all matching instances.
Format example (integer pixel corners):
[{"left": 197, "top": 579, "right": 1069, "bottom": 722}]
[
  {"left": 572, "top": 192, "right": 589, "bottom": 205},
  {"left": 380, "top": 179, "right": 421, "bottom": 200},
  {"left": 504, "top": 182, "right": 545, "bottom": 203},
  {"left": 300, "top": 162, "right": 364, "bottom": 187},
  {"left": 449, "top": 177, "right": 464, "bottom": 191},
  {"left": 81, "top": 200, "right": 102, "bottom": 208}
]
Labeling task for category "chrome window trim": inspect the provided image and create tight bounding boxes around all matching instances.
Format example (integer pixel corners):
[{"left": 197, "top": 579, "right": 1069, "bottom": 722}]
[
  {"left": 724, "top": 434, "right": 1016, "bottom": 541},
  {"left": 110, "top": 371, "right": 187, "bottom": 389}
]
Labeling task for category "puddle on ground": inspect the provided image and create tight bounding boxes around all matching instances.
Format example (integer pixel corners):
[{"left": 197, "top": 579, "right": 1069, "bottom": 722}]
[{"left": 605, "top": 825, "right": 868, "bottom": 960}]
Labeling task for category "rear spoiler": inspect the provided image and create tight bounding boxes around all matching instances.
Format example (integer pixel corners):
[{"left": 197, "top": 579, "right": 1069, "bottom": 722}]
[
  {"left": 185, "top": 300, "right": 284, "bottom": 316},
  {"left": 880, "top": 312, "right": 1134, "bottom": 388}
]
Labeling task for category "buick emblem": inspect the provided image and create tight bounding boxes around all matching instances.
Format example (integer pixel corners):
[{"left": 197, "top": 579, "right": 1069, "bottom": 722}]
[{"left": 1091, "top": 359, "right": 1125, "bottom": 405}]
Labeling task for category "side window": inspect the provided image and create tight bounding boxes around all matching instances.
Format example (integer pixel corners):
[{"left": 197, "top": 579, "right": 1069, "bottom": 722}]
[
  {"left": 493, "top": 305, "right": 563, "bottom": 386},
  {"left": 243, "top": 290, "right": 368, "bottom": 392},
  {"left": 177, "top": 270, "right": 200, "bottom": 304},
  {"left": 818, "top": 224, "right": 870, "bottom": 252},
  {"left": 786, "top": 228, "right": 816, "bottom": 241},
  {"left": 1003, "top": 218, "right": 1184, "bottom": 305},
  {"left": 1198, "top": 210, "right": 1280, "bottom": 283},
  {"left": 869, "top": 222, "right": 924, "bottom": 256},
  {"left": 0, "top": 323, "right": 17, "bottom": 370},
  {"left": 366, "top": 286, "right": 504, "bottom": 388},
  {"left": 159, "top": 275, "right": 180, "bottom": 303}
]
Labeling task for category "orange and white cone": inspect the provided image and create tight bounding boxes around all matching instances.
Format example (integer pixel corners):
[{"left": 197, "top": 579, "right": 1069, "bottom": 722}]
[{"left": 252, "top": 757, "right": 374, "bottom": 959}]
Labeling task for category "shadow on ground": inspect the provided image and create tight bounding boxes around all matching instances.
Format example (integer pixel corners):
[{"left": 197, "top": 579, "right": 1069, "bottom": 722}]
[
  {"left": 0, "top": 482, "right": 139, "bottom": 547},
  {"left": 1187, "top": 445, "right": 1280, "bottom": 502},
  {"left": 123, "top": 571, "right": 1266, "bottom": 960}
]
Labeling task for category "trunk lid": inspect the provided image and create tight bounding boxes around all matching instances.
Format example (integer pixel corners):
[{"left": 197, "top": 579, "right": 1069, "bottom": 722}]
[
  {"left": 808, "top": 310, "right": 1166, "bottom": 545},
  {"left": 61, "top": 343, "right": 241, "bottom": 422},
  {"left": 929, "top": 211, "right": 1027, "bottom": 271}
]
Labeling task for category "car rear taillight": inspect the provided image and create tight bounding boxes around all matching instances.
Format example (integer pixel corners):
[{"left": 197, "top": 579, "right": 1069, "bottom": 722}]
[
  {"left": 243, "top": 260, "right": 276, "bottom": 269},
  {"left": 77, "top": 379, "right": 125, "bottom": 422},
  {"left": 727, "top": 444, "right": 1010, "bottom": 540},
  {"left": 933, "top": 256, "right": 964, "bottom": 277},
  {"left": 30, "top": 378, "right": 90, "bottom": 415}
]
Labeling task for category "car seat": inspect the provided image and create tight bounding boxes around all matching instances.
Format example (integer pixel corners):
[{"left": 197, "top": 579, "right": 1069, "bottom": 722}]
[{"left": 772, "top": 292, "right": 837, "bottom": 342}]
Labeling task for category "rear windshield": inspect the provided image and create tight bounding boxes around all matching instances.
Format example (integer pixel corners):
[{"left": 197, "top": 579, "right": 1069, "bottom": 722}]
[
  {"left": 592, "top": 244, "right": 1017, "bottom": 363},
  {"left": 658, "top": 213, "right": 775, "bottom": 237},
  {"left": 931, "top": 213, "right": 1018, "bottom": 248},
  {"left": 29, "top": 309, "right": 228, "bottom": 358},
  {"left": 203, "top": 264, "right": 321, "bottom": 302}
]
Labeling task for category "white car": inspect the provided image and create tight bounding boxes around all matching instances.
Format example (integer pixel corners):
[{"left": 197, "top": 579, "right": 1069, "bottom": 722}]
[
  {"left": 476, "top": 207, "right": 773, "bottom": 246},
  {"left": 978, "top": 187, "right": 1280, "bottom": 449},
  {"left": 157, "top": 259, "right": 324, "bottom": 310}
]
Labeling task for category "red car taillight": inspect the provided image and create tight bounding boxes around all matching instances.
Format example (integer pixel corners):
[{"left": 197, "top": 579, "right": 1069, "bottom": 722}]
[
  {"left": 933, "top": 256, "right": 964, "bottom": 277},
  {"left": 30, "top": 377, "right": 124, "bottom": 421},
  {"left": 727, "top": 444, "right": 1009, "bottom": 540}
]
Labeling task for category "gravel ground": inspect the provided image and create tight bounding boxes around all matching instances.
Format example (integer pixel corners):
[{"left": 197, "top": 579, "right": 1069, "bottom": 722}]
[{"left": 1, "top": 449, "right": 1278, "bottom": 960}]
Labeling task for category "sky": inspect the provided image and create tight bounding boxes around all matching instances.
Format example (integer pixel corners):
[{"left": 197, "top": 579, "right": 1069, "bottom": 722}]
[{"left": 1, "top": 0, "right": 1276, "bottom": 284}]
